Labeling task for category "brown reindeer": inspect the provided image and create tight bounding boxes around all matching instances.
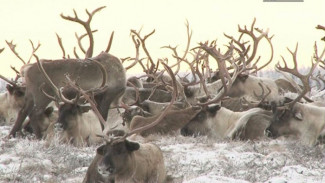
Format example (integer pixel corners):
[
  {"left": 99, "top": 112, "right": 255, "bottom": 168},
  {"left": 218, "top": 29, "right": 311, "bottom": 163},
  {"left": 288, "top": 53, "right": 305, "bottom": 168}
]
[
  {"left": 9, "top": 7, "right": 124, "bottom": 138},
  {"left": 83, "top": 62, "right": 176, "bottom": 183}
]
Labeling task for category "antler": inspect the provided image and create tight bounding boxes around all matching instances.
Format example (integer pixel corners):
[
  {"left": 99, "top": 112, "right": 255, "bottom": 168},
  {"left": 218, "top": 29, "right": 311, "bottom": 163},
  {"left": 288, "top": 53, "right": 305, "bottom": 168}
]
[
  {"left": 130, "top": 29, "right": 156, "bottom": 74},
  {"left": 5, "top": 40, "right": 41, "bottom": 64},
  {"left": 316, "top": 24, "right": 325, "bottom": 42},
  {"left": 197, "top": 41, "right": 242, "bottom": 105},
  {"left": 56, "top": 33, "right": 67, "bottom": 59},
  {"left": 0, "top": 74, "right": 18, "bottom": 87},
  {"left": 108, "top": 62, "right": 177, "bottom": 143},
  {"left": 237, "top": 18, "right": 274, "bottom": 72},
  {"left": 34, "top": 54, "right": 76, "bottom": 104},
  {"left": 64, "top": 75, "right": 107, "bottom": 129},
  {"left": 105, "top": 31, "right": 114, "bottom": 53},
  {"left": 5, "top": 40, "right": 26, "bottom": 65},
  {"left": 61, "top": 6, "right": 106, "bottom": 58},
  {"left": 314, "top": 40, "right": 325, "bottom": 69},
  {"left": 74, "top": 30, "right": 98, "bottom": 55},
  {"left": 162, "top": 20, "right": 192, "bottom": 75},
  {"left": 124, "top": 35, "right": 142, "bottom": 70},
  {"left": 276, "top": 43, "right": 320, "bottom": 108}
]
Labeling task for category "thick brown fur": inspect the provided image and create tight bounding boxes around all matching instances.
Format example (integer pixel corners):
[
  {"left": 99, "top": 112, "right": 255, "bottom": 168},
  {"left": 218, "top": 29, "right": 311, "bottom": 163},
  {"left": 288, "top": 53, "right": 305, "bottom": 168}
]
[
  {"left": 83, "top": 140, "right": 166, "bottom": 183},
  {"left": 130, "top": 106, "right": 202, "bottom": 137},
  {"left": 10, "top": 52, "right": 126, "bottom": 138}
]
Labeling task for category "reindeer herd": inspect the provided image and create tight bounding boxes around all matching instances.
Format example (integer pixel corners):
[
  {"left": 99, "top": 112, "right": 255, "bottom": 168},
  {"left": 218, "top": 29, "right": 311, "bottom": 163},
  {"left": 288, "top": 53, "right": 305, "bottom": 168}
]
[{"left": 0, "top": 6, "right": 325, "bottom": 183}]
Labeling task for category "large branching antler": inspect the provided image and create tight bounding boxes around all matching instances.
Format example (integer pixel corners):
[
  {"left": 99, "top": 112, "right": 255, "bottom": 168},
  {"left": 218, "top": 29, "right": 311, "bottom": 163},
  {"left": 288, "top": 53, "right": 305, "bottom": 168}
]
[
  {"left": 75, "top": 30, "right": 98, "bottom": 55},
  {"left": 61, "top": 6, "right": 106, "bottom": 58},
  {"left": 0, "top": 48, "right": 17, "bottom": 86},
  {"left": 130, "top": 29, "right": 156, "bottom": 74},
  {"left": 196, "top": 41, "right": 243, "bottom": 106},
  {"left": 235, "top": 18, "right": 274, "bottom": 73},
  {"left": 162, "top": 20, "right": 192, "bottom": 75},
  {"left": 0, "top": 47, "right": 19, "bottom": 85},
  {"left": 276, "top": 43, "right": 320, "bottom": 108},
  {"left": 124, "top": 35, "right": 142, "bottom": 70},
  {"left": 5, "top": 40, "right": 26, "bottom": 65},
  {"left": 5, "top": 40, "right": 41, "bottom": 65}
]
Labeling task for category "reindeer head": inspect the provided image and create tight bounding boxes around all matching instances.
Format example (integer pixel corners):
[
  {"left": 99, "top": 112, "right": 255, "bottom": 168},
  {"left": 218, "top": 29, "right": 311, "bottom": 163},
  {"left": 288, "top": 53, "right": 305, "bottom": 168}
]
[{"left": 96, "top": 139, "right": 140, "bottom": 179}]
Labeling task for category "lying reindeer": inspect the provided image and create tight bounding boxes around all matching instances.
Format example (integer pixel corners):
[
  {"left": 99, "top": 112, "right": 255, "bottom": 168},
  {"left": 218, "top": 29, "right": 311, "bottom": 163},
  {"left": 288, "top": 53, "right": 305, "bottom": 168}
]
[
  {"left": 181, "top": 104, "right": 272, "bottom": 140},
  {"left": 45, "top": 102, "right": 103, "bottom": 146},
  {"left": 84, "top": 139, "right": 166, "bottom": 183},
  {"left": 0, "top": 83, "right": 25, "bottom": 125},
  {"left": 129, "top": 106, "right": 201, "bottom": 137},
  {"left": 37, "top": 59, "right": 118, "bottom": 146},
  {"left": 181, "top": 38, "right": 274, "bottom": 141},
  {"left": 83, "top": 62, "right": 176, "bottom": 183},
  {"left": 266, "top": 44, "right": 324, "bottom": 146}
]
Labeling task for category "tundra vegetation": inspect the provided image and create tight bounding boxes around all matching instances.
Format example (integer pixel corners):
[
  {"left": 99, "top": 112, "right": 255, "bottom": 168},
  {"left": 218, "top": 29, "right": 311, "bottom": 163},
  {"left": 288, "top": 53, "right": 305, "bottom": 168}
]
[{"left": 0, "top": 6, "right": 325, "bottom": 183}]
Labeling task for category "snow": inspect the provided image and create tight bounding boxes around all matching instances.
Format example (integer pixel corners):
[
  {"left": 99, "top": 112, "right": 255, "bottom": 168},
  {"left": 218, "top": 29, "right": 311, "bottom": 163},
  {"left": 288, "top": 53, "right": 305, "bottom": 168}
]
[{"left": 0, "top": 107, "right": 325, "bottom": 182}]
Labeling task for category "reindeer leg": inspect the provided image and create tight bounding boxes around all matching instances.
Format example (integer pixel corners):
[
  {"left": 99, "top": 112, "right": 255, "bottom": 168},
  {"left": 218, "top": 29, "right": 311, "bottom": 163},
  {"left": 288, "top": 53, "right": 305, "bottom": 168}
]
[{"left": 9, "top": 98, "right": 34, "bottom": 138}]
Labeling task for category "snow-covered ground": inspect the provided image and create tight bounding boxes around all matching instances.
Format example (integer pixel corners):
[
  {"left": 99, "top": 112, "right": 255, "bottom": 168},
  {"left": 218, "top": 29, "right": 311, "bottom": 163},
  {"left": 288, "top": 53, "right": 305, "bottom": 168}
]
[{"left": 0, "top": 123, "right": 324, "bottom": 183}]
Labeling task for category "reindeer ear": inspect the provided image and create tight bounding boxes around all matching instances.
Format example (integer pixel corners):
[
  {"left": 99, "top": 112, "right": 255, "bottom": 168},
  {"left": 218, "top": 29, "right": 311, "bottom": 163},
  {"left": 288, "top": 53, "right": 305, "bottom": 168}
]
[
  {"left": 44, "top": 107, "right": 54, "bottom": 117},
  {"left": 6, "top": 84, "right": 14, "bottom": 94},
  {"left": 96, "top": 145, "right": 105, "bottom": 155},
  {"left": 283, "top": 97, "right": 293, "bottom": 104},
  {"left": 207, "top": 104, "right": 221, "bottom": 115},
  {"left": 79, "top": 105, "right": 92, "bottom": 113},
  {"left": 293, "top": 110, "right": 303, "bottom": 121},
  {"left": 237, "top": 74, "right": 249, "bottom": 82},
  {"left": 125, "top": 140, "right": 140, "bottom": 152},
  {"left": 135, "top": 107, "right": 142, "bottom": 114},
  {"left": 14, "top": 89, "right": 25, "bottom": 97}
]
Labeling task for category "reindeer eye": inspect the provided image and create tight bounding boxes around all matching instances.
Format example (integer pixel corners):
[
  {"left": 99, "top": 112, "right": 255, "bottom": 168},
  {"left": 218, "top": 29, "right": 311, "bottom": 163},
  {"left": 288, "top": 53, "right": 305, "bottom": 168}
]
[
  {"left": 108, "top": 167, "right": 114, "bottom": 173},
  {"left": 15, "top": 91, "right": 24, "bottom": 97}
]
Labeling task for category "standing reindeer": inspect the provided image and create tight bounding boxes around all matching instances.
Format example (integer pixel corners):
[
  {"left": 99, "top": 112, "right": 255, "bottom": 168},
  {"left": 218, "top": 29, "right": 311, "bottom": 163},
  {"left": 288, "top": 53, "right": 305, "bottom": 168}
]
[{"left": 9, "top": 7, "right": 125, "bottom": 138}]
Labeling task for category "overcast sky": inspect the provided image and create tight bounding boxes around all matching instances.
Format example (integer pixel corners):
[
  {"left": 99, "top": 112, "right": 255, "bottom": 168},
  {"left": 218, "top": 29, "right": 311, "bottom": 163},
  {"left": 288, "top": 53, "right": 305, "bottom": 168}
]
[{"left": 0, "top": 0, "right": 324, "bottom": 77}]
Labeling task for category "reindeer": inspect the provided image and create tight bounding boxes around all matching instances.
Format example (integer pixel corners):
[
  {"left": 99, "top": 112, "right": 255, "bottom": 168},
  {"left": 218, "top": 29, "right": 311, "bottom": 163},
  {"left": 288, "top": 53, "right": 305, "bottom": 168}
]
[
  {"left": 127, "top": 76, "right": 143, "bottom": 88},
  {"left": 9, "top": 7, "right": 124, "bottom": 139},
  {"left": 0, "top": 42, "right": 40, "bottom": 125},
  {"left": 83, "top": 63, "right": 176, "bottom": 183},
  {"left": 121, "top": 100, "right": 188, "bottom": 128},
  {"left": 181, "top": 38, "right": 273, "bottom": 141},
  {"left": 266, "top": 43, "right": 324, "bottom": 146},
  {"left": 181, "top": 19, "right": 278, "bottom": 106},
  {"left": 123, "top": 87, "right": 172, "bottom": 105},
  {"left": 0, "top": 76, "right": 25, "bottom": 125},
  {"left": 37, "top": 58, "right": 123, "bottom": 146}
]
